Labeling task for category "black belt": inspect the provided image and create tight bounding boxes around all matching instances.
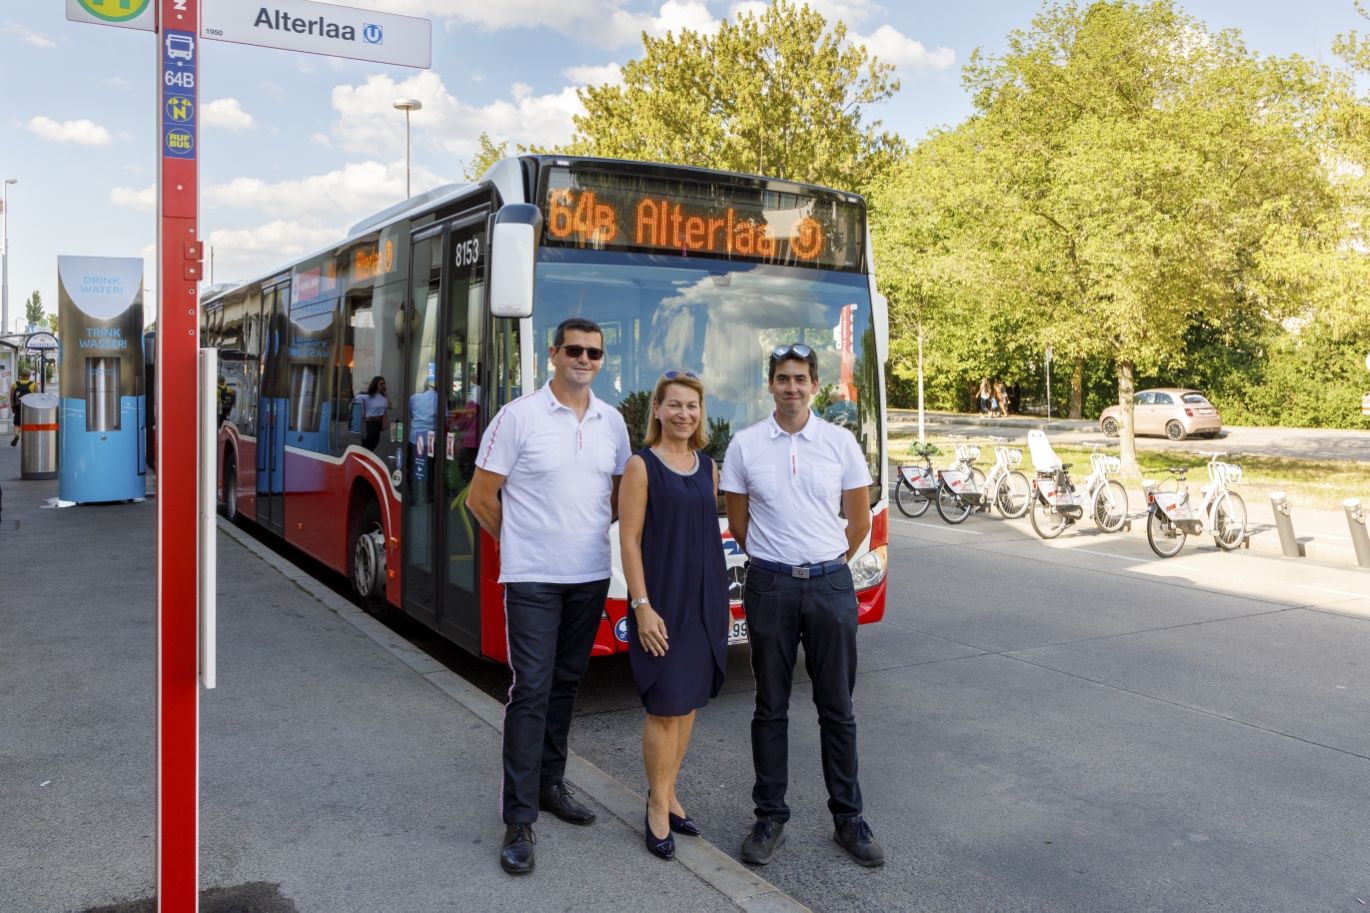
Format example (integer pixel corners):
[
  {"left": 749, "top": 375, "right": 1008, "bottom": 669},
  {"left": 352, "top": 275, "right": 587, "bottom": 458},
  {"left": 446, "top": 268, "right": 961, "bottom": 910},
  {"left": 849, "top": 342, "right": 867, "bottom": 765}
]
[{"left": 748, "top": 556, "right": 847, "bottom": 579}]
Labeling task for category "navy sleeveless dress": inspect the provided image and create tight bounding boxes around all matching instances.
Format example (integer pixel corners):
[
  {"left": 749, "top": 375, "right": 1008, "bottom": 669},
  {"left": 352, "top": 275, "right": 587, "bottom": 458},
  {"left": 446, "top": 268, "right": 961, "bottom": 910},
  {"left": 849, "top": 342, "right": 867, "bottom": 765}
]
[{"left": 627, "top": 448, "right": 730, "bottom": 717}]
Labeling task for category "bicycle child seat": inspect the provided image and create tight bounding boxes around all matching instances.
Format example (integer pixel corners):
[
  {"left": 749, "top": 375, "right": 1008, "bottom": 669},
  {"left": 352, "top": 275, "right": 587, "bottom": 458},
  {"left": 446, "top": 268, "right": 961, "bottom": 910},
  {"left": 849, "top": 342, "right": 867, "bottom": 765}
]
[{"left": 1027, "top": 430, "right": 1062, "bottom": 472}]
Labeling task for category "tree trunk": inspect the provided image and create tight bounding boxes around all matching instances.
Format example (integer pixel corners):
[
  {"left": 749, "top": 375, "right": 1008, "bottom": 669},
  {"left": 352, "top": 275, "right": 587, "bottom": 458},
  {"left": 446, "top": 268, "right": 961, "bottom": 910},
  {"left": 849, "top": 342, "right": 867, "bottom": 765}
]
[
  {"left": 1117, "top": 359, "right": 1140, "bottom": 477},
  {"left": 1069, "top": 357, "right": 1084, "bottom": 421}
]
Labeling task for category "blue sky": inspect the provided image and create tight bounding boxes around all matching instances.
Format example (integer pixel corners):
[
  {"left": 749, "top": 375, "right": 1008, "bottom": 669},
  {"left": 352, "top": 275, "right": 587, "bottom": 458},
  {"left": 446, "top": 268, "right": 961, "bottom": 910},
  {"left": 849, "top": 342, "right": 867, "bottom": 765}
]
[{"left": 0, "top": 0, "right": 1364, "bottom": 329}]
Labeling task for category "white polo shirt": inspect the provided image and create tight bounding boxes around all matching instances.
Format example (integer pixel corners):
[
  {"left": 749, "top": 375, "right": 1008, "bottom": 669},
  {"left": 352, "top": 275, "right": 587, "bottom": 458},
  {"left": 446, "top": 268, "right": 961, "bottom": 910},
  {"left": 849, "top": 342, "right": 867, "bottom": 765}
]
[
  {"left": 720, "top": 410, "right": 873, "bottom": 566},
  {"left": 477, "top": 381, "right": 632, "bottom": 584}
]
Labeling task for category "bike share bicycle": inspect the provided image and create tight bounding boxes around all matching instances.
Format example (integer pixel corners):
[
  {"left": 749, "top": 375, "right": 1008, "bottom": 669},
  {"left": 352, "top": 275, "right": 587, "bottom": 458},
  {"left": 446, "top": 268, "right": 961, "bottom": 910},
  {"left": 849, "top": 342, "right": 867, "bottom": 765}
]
[
  {"left": 895, "top": 436, "right": 1032, "bottom": 522},
  {"left": 1025, "top": 431, "right": 1130, "bottom": 539},
  {"left": 1143, "top": 452, "right": 1247, "bottom": 557}
]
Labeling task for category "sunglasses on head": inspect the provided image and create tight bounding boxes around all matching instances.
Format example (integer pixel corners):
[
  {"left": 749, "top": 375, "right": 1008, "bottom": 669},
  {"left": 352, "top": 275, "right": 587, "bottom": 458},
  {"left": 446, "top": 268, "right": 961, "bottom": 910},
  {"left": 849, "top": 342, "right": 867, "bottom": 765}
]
[
  {"left": 557, "top": 344, "right": 605, "bottom": 361},
  {"left": 771, "top": 344, "right": 814, "bottom": 361},
  {"left": 661, "top": 370, "right": 700, "bottom": 381}
]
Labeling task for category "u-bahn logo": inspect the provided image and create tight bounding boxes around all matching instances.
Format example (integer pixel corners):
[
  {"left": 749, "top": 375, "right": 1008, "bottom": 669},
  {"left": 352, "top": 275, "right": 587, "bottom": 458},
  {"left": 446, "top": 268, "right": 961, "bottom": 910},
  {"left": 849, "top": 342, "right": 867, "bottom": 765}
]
[
  {"left": 362, "top": 23, "right": 383, "bottom": 44},
  {"left": 77, "top": 0, "right": 151, "bottom": 23},
  {"left": 165, "top": 96, "right": 194, "bottom": 122}
]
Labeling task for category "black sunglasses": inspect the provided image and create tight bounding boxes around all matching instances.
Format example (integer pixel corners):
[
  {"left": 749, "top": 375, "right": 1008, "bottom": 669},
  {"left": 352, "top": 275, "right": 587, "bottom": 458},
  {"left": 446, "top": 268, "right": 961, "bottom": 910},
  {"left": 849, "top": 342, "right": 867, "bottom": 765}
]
[
  {"left": 557, "top": 344, "right": 605, "bottom": 361},
  {"left": 662, "top": 370, "right": 700, "bottom": 381},
  {"left": 771, "top": 344, "right": 814, "bottom": 361}
]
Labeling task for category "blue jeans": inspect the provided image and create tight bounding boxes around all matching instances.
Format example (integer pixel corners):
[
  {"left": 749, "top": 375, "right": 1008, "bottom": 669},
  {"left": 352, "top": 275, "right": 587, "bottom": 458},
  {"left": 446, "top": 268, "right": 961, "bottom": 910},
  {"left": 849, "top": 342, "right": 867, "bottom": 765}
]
[
  {"left": 743, "top": 562, "right": 863, "bottom": 825},
  {"left": 500, "top": 579, "right": 609, "bottom": 824}
]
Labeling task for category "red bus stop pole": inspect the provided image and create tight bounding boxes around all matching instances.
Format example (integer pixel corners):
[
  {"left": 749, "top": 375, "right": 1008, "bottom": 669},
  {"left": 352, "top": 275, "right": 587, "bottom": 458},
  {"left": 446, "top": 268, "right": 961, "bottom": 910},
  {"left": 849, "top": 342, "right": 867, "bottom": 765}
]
[{"left": 157, "top": 0, "right": 202, "bottom": 909}]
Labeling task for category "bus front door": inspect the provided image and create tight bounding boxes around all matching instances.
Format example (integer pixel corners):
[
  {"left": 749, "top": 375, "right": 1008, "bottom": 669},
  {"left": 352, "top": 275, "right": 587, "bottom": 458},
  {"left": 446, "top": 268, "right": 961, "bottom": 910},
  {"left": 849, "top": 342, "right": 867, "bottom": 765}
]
[
  {"left": 401, "top": 212, "right": 487, "bottom": 655},
  {"left": 255, "top": 282, "right": 287, "bottom": 536}
]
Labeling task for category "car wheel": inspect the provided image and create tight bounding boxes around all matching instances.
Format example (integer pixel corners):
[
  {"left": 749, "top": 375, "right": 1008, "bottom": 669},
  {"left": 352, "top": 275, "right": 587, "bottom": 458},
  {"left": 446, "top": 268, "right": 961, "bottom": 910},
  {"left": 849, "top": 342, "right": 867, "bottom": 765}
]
[
  {"left": 1166, "top": 420, "right": 1186, "bottom": 441},
  {"left": 1102, "top": 417, "right": 1119, "bottom": 437}
]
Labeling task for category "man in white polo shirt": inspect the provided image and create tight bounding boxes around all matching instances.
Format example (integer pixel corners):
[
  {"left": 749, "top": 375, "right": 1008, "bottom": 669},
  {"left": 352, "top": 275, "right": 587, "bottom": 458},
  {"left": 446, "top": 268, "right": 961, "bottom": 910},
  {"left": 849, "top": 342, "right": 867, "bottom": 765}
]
[
  {"left": 468, "top": 317, "right": 632, "bottom": 876},
  {"left": 721, "top": 344, "right": 885, "bottom": 868}
]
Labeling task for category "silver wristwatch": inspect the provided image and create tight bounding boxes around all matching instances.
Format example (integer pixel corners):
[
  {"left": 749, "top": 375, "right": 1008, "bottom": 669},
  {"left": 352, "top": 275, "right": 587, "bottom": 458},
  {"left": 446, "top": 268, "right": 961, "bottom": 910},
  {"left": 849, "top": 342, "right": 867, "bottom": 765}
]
[{"left": 630, "top": 597, "right": 651, "bottom": 609}]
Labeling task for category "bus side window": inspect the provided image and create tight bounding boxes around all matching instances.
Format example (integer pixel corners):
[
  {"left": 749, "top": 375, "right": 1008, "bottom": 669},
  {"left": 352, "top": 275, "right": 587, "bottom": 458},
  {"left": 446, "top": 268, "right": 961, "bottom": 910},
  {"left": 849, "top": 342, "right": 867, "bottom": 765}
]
[{"left": 339, "top": 290, "right": 375, "bottom": 453}]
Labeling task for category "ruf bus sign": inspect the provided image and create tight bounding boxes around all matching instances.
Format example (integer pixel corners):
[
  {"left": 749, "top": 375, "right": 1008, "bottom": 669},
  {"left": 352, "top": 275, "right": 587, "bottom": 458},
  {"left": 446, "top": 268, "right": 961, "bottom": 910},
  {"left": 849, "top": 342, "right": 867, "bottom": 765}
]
[{"left": 541, "top": 165, "right": 866, "bottom": 272}]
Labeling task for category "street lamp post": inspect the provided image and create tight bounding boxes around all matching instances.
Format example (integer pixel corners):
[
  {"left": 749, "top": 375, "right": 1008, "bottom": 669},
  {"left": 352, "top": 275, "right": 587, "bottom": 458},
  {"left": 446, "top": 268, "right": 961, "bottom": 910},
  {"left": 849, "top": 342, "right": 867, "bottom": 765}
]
[
  {"left": 393, "top": 99, "right": 422, "bottom": 199},
  {"left": 2, "top": 179, "right": 15, "bottom": 335}
]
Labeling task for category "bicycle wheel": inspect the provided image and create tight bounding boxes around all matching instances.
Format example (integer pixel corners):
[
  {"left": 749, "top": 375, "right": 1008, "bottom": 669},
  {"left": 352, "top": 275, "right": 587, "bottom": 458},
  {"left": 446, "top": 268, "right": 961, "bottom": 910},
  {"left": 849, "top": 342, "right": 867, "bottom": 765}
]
[
  {"left": 1029, "top": 495, "right": 1069, "bottom": 539},
  {"left": 1146, "top": 509, "right": 1186, "bottom": 558},
  {"left": 1093, "top": 480, "right": 1128, "bottom": 533},
  {"left": 936, "top": 484, "right": 972, "bottom": 524},
  {"left": 1213, "top": 490, "right": 1247, "bottom": 551},
  {"left": 895, "top": 477, "right": 931, "bottom": 518},
  {"left": 996, "top": 470, "right": 1031, "bottom": 518}
]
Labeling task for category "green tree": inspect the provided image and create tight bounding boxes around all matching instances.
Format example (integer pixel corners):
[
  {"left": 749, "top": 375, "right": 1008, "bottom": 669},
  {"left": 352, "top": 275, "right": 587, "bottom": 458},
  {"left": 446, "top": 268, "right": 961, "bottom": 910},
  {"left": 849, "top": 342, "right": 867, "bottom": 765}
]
[
  {"left": 957, "top": 0, "right": 1338, "bottom": 472},
  {"left": 24, "top": 291, "right": 43, "bottom": 327},
  {"left": 562, "top": 0, "right": 902, "bottom": 191},
  {"left": 463, "top": 132, "right": 509, "bottom": 182}
]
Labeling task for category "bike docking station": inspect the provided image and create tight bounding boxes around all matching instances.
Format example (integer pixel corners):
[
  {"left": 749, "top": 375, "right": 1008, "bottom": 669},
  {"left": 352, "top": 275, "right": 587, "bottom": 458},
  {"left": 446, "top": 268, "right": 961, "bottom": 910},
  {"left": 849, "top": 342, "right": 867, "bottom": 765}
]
[
  {"left": 1269, "top": 491, "right": 1305, "bottom": 558},
  {"left": 62, "top": 1, "right": 429, "bottom": 908}
]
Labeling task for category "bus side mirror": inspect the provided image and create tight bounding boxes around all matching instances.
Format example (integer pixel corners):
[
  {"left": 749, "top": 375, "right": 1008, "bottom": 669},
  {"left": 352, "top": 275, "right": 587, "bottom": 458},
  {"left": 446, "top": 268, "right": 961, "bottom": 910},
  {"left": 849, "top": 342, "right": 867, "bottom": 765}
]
[{"left": 489, "top": 203, "right": 542, "bottom": 319}]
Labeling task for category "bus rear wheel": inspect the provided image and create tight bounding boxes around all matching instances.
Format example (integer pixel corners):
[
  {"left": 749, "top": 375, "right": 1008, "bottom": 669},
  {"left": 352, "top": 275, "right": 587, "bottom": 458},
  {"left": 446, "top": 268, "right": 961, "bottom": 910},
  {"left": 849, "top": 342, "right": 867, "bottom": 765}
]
[
  {"left": 222, "top": 457, "right": 238, "bottom": 522},
  {"left": 352, "top": 498, "right": 393, "bottom": 619}
]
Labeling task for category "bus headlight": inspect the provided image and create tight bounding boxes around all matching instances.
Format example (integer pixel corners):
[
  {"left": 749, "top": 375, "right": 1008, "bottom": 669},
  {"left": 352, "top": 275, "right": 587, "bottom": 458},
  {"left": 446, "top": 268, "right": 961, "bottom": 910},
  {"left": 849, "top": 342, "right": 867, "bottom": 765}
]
[{"left": 848, "top": 546, "right": 886, "bottom": 590}]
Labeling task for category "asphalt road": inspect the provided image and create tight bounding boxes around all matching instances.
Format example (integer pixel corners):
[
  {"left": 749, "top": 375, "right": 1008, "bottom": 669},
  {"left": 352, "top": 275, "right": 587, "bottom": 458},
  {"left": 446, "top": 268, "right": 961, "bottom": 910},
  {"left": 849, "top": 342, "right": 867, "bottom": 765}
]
[
  {"left": 889, "top": 410, "right": 1370, "bottom": 462},
  {"left": 562, "top": 516, "right": 1370, "bottom": 911}
]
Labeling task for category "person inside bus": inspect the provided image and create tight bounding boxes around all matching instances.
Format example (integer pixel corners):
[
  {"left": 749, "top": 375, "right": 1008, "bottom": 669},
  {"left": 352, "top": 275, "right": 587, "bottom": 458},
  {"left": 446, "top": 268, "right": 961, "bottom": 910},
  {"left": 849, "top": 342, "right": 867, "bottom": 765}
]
[
  {"left": 617, "top": 370, "right": 730, "bottom": 860},
  {"left": 353, "top": 375, "right": 390, "bottom": 451},
  {"left": 721, "top": 344, "right": 885, "bottom": 868},
  {"left": 408, "top": 377, "right": 437, "bottom": 502},
  {"left": 467, "top": 317, "right": 633, "bottom": 876}
]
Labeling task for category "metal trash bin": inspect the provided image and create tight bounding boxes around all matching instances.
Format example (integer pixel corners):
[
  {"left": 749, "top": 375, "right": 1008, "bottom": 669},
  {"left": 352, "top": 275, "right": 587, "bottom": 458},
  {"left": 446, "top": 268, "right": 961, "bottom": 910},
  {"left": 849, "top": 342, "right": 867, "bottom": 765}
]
[{"left": 20, "top": 392, "right": 59, "bottom": 480}]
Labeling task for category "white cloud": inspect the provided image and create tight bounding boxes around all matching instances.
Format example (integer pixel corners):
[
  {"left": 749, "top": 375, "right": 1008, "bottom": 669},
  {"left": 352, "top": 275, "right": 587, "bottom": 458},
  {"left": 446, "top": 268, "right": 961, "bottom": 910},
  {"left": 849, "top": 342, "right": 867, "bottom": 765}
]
[
  {"left": 206, "top": 221, "right": 349, "bottom": 271},
  {"left": 112, "top": 185, "right": 156, "bottom": 212},
  {"left": 329, "top": 71, "right": 582, "bottom": 156},
  {"left": 204, "top": 160, "right": 447, "bottom": 220},
  {"left": 562, "top": 62, "right": 623, "bottom": 88},
  {"left": 377, "top": 0, "right": 716, "bottom": 47},
  {"left": 2, "top": 22, "right": 58, "bottom": 49},
  {"left": 202, "top": 98, "right": 256, "bottom": 131},
  {"left": 852, "top": 24, "right": 955, "bottom": 71},
  {"left": 26, "top": 116, "right": 112, "bottom": 146},
  {"left": 312, "top": 133, "right": 334, "bottom": 148}
]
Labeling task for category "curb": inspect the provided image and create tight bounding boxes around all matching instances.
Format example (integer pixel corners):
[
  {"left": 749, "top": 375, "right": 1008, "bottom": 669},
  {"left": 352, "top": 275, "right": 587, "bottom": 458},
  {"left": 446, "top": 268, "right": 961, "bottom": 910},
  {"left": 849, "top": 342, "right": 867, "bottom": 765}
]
[{"left": 216, "top": 517, "right": 809, "bottom": 913}]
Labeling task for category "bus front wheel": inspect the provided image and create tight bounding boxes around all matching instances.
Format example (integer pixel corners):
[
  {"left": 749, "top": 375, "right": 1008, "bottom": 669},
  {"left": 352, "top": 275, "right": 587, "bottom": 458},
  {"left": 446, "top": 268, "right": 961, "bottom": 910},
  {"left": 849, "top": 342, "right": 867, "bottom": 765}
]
[{"left": 352, "top": 498, "right": 392, "bottom": 619}]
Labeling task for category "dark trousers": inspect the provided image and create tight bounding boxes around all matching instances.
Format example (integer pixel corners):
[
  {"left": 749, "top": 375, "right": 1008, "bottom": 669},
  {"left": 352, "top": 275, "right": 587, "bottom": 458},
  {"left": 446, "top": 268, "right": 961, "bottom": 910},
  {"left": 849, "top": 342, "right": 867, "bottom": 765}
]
[
  {"left": 501, "top": 578, "right": 609, "bottom": 824},
  {"left": 744, "top": 562, "right": 862, "bottom": 825}
]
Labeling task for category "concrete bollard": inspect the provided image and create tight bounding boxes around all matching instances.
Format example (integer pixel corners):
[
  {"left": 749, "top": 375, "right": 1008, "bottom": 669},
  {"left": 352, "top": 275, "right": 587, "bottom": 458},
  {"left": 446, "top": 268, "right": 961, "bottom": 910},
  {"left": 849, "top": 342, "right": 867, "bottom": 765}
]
[
  {"left": 1344, "top": 499, "right": 1370, "bottom": 569},
  {"left": 1269, "top": 491, "right": 1303, "bottom": 558}
]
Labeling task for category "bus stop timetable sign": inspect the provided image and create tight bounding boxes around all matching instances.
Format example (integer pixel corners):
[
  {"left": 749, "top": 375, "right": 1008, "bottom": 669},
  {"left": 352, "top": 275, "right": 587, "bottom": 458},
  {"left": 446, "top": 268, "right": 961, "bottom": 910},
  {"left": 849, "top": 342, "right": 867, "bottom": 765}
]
[{"left": 201, "top": 0, "right": 431, "bottom": 68}]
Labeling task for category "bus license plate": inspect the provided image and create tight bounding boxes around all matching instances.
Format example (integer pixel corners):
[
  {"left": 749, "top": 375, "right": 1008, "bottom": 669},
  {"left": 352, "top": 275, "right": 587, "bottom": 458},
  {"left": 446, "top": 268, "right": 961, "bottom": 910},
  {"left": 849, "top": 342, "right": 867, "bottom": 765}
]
[{"left": 728, "top": 617, "right": 749, "bottom": 645}]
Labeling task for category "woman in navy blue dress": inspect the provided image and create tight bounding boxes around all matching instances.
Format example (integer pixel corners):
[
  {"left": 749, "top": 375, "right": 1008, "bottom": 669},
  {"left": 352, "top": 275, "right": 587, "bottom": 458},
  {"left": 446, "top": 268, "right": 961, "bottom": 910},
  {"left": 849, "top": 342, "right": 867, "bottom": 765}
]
[{"left": 618, "top": 371, "right": 730, "bottom": 860}]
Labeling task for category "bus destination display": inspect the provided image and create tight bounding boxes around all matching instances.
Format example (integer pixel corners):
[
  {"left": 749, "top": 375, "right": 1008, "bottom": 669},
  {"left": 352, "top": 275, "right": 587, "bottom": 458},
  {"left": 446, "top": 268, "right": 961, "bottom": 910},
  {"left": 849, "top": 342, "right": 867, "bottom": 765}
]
[{"left": 541, "top": 167, "right": 864, "bottom": 272}]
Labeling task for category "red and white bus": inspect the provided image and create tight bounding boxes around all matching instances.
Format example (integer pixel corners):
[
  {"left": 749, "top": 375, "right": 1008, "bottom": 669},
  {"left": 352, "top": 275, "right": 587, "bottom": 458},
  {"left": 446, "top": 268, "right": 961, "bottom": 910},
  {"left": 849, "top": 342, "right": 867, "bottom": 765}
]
[{"left": 201, "top": 156, "right": 890, "bottom": 662}]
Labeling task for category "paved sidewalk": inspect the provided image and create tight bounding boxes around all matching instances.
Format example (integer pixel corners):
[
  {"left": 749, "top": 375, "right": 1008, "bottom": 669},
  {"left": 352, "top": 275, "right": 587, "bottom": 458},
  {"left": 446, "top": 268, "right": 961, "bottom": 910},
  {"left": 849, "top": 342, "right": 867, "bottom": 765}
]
[{"left": 0, "top": 444, "right": 753, "bottom": 913}]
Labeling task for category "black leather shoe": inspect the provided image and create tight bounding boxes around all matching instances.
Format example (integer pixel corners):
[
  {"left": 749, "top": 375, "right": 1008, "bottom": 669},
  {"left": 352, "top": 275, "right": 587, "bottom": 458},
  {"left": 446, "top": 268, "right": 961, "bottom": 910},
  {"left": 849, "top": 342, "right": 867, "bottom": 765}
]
[
  {"left": 669, "top": 811, "right": 701, "bottom": 837},
  {"left": 539, "top": 781, "right": 596, "bottom": 825},
  {"left": 500, "top": 823, "right": 535, "bottom": 875},
  {"left": 739, "top": 817, "right": 786, "bottom": 865},
  {"left": 645, "top": 807, "right": 675, "bottom": 860},
  {"left": 833, "top": 816, "right": 885, "bottom": 867}
]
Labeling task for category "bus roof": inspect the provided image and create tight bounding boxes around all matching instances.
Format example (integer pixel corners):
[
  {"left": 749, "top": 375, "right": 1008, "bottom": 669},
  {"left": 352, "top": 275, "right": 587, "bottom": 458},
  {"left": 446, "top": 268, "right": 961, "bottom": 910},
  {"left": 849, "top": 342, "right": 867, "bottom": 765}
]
[{"left": 203, "top": 155, "right": 866, "bottom": 308}]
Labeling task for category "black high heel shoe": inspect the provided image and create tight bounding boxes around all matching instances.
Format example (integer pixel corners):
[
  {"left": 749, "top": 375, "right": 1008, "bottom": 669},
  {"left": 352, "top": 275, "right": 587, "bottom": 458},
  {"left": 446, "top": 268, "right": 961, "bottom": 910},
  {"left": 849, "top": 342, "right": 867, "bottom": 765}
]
[
  {"left": 645, "top": 803, "right": 675, "bottom": 860},
  {"left": 669, "top": 811, "right": 702, "bottom": 837}
]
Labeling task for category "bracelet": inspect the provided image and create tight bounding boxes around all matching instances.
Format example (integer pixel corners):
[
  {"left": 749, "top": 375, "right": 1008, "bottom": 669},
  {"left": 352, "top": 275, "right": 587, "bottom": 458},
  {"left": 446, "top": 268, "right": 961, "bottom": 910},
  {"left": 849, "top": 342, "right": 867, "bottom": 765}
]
[{"left": 630, "top": 597, "right": 651, "bottom": 609}]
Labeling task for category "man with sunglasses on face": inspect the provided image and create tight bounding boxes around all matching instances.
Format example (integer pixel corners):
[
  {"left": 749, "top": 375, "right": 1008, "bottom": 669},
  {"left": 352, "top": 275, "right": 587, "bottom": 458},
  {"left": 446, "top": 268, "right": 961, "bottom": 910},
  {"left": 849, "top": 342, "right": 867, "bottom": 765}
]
[
  {"left": 721, "top": 344, "right": 885, "bottom": 868},
  {"left": 468, "top": 317, "right": 632, "bottom": 875}
]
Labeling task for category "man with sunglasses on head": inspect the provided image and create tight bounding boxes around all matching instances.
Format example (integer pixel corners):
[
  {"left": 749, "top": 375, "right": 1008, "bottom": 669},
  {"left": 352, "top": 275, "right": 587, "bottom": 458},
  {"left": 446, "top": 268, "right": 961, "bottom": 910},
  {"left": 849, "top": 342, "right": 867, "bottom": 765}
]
[
  {"left": 468, "top": 317, "right": 633, "bottom": 876},
  {"left": 721, "top": 344, "right": 884, "bottom": 868}
]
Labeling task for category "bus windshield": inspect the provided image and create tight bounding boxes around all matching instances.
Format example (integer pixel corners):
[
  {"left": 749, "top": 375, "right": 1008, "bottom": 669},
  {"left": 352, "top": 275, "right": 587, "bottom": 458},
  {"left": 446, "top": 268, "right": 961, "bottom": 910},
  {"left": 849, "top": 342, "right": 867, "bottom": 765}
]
[{"left": 532, "top": 248, "right": 882, "bottom": 493}]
